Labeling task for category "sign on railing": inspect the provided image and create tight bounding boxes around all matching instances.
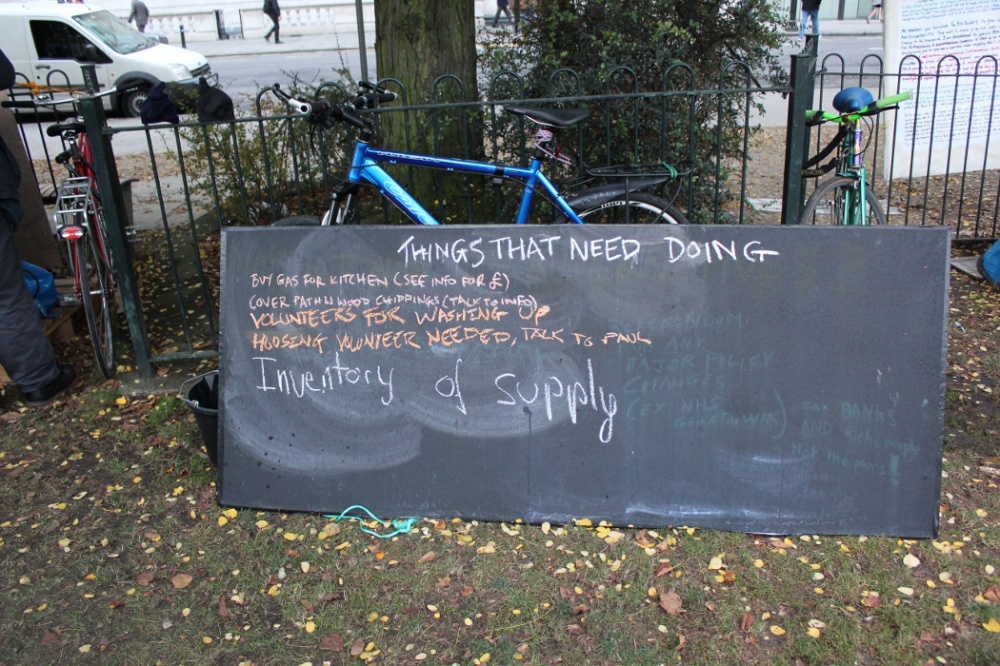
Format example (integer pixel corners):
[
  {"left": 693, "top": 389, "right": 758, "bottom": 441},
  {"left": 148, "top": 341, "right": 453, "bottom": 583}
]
[{"left": 218, "top": 225, "right": 949, "bottom": 536}]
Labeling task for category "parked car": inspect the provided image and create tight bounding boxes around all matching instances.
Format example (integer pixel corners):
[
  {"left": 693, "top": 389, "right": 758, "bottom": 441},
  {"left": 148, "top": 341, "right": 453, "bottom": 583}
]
[{"left": 0, "top": 2, "right": 214, "bottom": 117}]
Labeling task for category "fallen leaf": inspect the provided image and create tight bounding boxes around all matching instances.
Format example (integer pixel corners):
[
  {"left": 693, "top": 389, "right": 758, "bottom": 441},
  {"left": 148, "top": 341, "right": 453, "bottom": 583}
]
[
  {"left": 418, "top": 551, "right": 437, "bottom": 564},
  {"left": 654, "top": 561, "right": 675, "bottom": 578},
  {"left": 136, "top": 571, "right": 154, "bottom": 587},
  {"left": 770, "top": 625, "right": 786, "bottom": 636},
  {"left": 319, "top": 634, "right": 345, "bottom": 651},
  {"left": 171, "top": 573, "right": 193, "bottom": 589},
  {"left": 350, "top": 638, "right": 365, "bottom": 656},
  {"left": 658, "top": 591, "right": 684, "bottom": 616},
  {"left": 740, "top": 612, "right": 754, "bottom": 631},
  {"left": 861, "top": 593, "right": 881, "bottom": 608},
  {"left": 903, "top": 553, "right": 921, "bottom": 568},
  {"left": 984, "top": 619, "right": 1000, "bottom": 633},
  {"left": 984, "top": 585, "right": 1000, "bottom": 604}
]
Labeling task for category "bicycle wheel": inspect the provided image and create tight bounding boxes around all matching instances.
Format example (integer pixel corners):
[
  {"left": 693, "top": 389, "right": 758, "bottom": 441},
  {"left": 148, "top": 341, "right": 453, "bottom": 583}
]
[
  {"left": 800, "top": 176, "right": 887, "bottom": 226},
  {"left": 576, "top": 192, "right": 689, "bottom": 224},
  {"left": 73, "top": 227, "right": 116, "bottom": 378}
]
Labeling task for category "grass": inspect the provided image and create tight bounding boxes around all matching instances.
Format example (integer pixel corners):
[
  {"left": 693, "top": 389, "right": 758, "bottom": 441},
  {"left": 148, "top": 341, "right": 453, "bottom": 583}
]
[{"left": 1, "top": 272, "right": 999, "bottom": 665}]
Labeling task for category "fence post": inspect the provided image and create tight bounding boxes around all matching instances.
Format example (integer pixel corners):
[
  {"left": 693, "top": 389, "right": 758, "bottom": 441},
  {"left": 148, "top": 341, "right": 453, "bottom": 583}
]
[
  {"left": 77, "top": 95, "right": 155, "bottom": 378},
  {"left": 780, "top": 37, "right": 818, "bottom": 225}
]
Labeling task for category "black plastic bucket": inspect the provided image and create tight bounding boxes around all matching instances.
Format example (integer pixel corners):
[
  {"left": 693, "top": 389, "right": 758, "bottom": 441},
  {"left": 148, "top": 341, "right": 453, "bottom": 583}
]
[{"left": 181, "top": 371, "right": 219, "bottom": 466}]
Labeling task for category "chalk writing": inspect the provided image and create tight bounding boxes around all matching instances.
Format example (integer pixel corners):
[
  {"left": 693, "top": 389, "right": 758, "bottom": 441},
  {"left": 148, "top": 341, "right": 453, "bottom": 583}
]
[
  {"left": 494, "top": 358, "right": 618, "bottom": 443},
  {"left": 252, "top": 354, "right": 394, "bottom": 405}
]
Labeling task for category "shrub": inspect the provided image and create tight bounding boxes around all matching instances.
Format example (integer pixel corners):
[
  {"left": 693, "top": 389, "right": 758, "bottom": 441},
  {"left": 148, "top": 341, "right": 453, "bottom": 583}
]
[{"left": 479, "top": 0, "right": 788, "bottom": 222}]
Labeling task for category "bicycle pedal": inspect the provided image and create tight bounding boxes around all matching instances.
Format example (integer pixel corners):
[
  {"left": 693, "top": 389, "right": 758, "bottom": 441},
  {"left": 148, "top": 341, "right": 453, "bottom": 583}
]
[{"left": 59, "top": 293, "right": 81, "bottom": 306}]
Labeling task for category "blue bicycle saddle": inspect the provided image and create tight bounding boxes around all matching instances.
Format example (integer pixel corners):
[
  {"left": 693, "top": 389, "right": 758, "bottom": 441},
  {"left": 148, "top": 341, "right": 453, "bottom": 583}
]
[{"left": 832, "top": 87, "right": 874, "bottom": 113}]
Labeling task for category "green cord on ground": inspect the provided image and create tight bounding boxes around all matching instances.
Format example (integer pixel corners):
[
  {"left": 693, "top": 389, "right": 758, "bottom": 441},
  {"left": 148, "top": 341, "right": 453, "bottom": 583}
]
[{"left": 327, "top": 505, "right": 418, "bottom": 539}]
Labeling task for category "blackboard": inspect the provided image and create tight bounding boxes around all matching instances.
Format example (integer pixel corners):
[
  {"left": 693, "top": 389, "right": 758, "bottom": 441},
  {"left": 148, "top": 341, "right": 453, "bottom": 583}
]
[{"left": 218, "top": 225, "right": 950, "bottom": 537}]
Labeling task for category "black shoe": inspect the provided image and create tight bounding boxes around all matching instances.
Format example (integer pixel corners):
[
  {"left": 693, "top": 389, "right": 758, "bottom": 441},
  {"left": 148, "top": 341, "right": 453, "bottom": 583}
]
[
  {"left": 22, "top": 365, "right": 75, "bottom": 407},
  {"left": 265, "top": 34, "right": 271, "bottom": 42},
  {"left": 274, "top": 40, "right": 283, "bottom": 44}
]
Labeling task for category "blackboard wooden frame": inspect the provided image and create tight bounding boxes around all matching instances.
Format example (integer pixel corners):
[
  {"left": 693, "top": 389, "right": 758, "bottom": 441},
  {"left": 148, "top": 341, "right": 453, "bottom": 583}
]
[{"left": 219, "top": 224, "right": 950, "bottom": 537}]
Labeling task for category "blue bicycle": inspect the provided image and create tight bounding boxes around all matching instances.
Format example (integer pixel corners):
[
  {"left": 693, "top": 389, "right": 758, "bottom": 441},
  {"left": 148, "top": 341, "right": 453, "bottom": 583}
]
[{"left": 270, "top": 82, "right": 690, "bottom": 226}]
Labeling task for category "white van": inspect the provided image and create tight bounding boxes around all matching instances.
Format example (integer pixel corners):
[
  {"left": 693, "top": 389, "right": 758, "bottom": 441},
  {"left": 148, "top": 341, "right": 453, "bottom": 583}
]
[{"left": 0, "top": 2, "right": 214, "bottom": 117}]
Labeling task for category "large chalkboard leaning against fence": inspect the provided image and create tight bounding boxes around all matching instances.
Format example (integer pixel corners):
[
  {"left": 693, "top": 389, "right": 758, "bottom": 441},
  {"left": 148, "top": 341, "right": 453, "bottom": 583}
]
[{"left": 218, "top": 225, "right": 950, "bottom": 537}]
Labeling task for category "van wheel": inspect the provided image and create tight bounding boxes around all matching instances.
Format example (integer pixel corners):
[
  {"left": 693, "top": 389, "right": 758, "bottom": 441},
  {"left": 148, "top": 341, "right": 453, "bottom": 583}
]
[{"left": 121, "top": 85, "right": 150, "bottom": 118}]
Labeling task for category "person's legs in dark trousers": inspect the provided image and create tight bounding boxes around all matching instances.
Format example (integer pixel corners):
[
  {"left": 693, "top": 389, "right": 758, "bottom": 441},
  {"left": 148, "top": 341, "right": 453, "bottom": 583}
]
[
  {"left": 0, "top": 202, "right": 63, "bottom": 395},
  {"left": 264, "top": 16, "right": 280, "bottom": 43}
]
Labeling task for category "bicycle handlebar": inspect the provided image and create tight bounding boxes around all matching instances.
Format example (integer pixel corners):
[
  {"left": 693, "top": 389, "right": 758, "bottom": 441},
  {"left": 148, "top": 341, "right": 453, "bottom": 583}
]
[
  {"left": 805, "top": 90, "right": 912, "bottom": 124},
  {"left": 1, "top": 83, "right": 134, "bottom": 110},
  {"left": 271, "top": 82, "right": 397, "bottom": 132}
]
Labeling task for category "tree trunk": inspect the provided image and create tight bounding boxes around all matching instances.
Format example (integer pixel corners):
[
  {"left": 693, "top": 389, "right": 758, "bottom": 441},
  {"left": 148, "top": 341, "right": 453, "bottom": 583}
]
[{"left": 374, "top": 0, "right": 482, "bottom": 221}]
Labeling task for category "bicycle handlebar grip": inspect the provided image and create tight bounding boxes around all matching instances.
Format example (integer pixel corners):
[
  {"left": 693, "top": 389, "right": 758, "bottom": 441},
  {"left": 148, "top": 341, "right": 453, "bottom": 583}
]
[
  {"left": 873, "top": 91, "right": 912, "bottom": 110},
  {"left": 2, "top": 100, "right": 38, "bottom": 109}
]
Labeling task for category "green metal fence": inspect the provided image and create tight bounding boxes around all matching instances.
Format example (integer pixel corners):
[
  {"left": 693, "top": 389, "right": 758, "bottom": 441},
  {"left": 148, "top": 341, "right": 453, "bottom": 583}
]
[{"left": 6, "top": 43, "right": 999, "bottom": 377}]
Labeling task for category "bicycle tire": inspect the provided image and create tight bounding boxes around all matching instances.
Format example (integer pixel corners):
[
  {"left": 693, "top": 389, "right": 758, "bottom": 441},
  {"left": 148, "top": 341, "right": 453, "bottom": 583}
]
[
  {"left": 73, "top": 226, "right": 116, "bottom": 378},
  {"left": 576, "top": 192, "right": 689, "bottom": 224},
  {"left": 800, "top": 176, "right": 887, "bottom": 226}
]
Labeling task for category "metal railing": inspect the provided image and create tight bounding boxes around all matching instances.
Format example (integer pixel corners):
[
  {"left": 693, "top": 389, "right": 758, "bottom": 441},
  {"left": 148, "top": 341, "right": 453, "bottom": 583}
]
[{"left": 5, "top": 45, "right": 999, "bottom": 377}]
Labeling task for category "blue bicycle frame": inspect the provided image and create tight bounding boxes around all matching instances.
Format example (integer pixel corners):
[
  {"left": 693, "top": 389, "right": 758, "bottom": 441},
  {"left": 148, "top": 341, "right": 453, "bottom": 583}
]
[{"left": 347, "top": 142, "right": 586, "bottom": 225}]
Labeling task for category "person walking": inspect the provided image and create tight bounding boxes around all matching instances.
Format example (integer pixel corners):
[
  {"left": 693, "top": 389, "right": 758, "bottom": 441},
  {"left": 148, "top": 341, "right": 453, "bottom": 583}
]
[
  {"left": 0, "top": 48, "right": 75, "bottom": 407},
  {"left": 493, "top": 0, "right": 512, "bottom": 27},
  {"left": 263, "top": 0, "right": 282, "bottom": 44},
  {"left": 128, "top": 0, "right": 149, "bottom": 33},
  {"left": 866, "top": 0, "right": 882, "bottom": 23},
  {"left": 798, "top": 0, "right": 822, "bottom": 45}
]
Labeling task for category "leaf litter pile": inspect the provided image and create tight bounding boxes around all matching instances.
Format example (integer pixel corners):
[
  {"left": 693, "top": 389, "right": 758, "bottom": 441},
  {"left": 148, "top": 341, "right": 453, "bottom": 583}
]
[{"left": 0, "top": 270, "right": 996, "bottom": 665}]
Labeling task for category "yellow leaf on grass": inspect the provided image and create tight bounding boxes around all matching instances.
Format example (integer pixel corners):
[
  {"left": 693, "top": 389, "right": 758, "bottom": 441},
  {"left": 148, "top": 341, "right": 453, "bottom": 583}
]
[
  {"left": 217, "top": 516, "right": 229, "bottom": 527},
  {"left": 575, "top": 518, "right": 593, "bottom": 527},
  {"left": 283, "top": 532, "right": 299, "bottom": 541},
  {"left": 222, "top": 509, "right": 238, "bottom": 519},
  {"left": 807, "top": 627, "right": 821, "bottom": 638},
  {"left": 305, "top": 620, "right": 316, "bottom": 633},
  {"left": 770, "top": 625, "right": 786, "bottom": 636},
  {"left": 903, "top": 553, "right": 921, "bottom": 568},
  {"left": 708, "top": 556, "right": 724, "bottom": 570},
  {"left": 983, "top": 618, "right": 1000, "bottom": 633}
]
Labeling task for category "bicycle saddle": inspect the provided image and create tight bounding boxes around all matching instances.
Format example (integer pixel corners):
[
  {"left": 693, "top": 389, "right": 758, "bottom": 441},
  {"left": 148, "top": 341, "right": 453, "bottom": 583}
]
[
  {"left": 47, "top": 121, "right": 87, "bottom": 137},
  {"left": 832, "top": 87, "right": 874, "bottom": 113},
  {"left": 504, "top": 105, "right": 591, "bottom": 128}
]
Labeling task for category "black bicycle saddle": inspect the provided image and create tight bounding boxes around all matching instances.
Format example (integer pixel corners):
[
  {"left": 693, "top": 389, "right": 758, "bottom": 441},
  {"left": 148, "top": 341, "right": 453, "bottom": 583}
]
[{"left": 504, "top": 105, "right": 591, "bottom": 128}]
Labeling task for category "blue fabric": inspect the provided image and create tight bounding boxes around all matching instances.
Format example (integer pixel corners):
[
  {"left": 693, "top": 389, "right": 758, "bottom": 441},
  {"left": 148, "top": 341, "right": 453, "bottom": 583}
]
[
  {"left": 22, "top": 262, "right": 59, "bottom": 317},
  {"left": 980, "top": 240, "right": 1000, "bottom": 287}
]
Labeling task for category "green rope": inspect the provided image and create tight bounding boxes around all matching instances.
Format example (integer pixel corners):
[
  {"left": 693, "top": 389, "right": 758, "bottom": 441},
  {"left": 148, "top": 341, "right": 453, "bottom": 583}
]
[{"left": 326, "top": 505, "right": 418, "bottom": 539}]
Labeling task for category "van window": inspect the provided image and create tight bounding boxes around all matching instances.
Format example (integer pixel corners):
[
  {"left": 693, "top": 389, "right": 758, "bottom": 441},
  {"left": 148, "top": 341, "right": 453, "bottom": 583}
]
[
  {"left": 29, "top": 21, "right": 111, "bottom": 63},
  {"left": 74, "top": 10, "right": 154, "bottom": 55}
]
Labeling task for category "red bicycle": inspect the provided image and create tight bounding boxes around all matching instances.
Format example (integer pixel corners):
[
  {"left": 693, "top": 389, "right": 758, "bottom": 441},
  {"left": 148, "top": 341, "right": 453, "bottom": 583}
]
[{"left": 5, "top": 82, "right": 120, "bottom": 377}]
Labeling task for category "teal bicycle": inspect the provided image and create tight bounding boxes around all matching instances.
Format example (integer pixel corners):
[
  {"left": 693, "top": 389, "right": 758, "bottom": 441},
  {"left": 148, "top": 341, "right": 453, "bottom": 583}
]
[{"left": 800, "top": 87, "right": 910, "bottom": 225}]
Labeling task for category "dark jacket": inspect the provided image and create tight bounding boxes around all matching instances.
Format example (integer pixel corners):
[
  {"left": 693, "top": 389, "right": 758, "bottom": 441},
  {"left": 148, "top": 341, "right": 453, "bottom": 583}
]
[
  {"left": 196, "top": 77, "right": 235, "bottom": 123},
  {"left": 140, "top": 82, "right": 180, "bottom": 125},
  {"left": 0, "top": 48, "right": 22, "bottom": 202},
  {"left": 802, "top": 0, "right": 822, "bottom": 11},
  {"left": 263, "top": 0, "right": 280, "bottom": 18}
]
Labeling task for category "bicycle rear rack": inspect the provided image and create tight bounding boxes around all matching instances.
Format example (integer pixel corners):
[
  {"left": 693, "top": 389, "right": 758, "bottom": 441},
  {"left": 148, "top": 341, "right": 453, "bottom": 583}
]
[{"left": 53, "top": 176, "right": 98, "bottom": 229}]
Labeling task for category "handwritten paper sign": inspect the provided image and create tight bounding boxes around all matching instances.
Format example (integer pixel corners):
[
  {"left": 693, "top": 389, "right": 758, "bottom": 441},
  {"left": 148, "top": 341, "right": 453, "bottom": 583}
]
[
  {"left": 218, "top": 225, "right": 949, "bottom": 536},
  {"left": 889, "top": 0, "right": 1000, "bottom": 178}
]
